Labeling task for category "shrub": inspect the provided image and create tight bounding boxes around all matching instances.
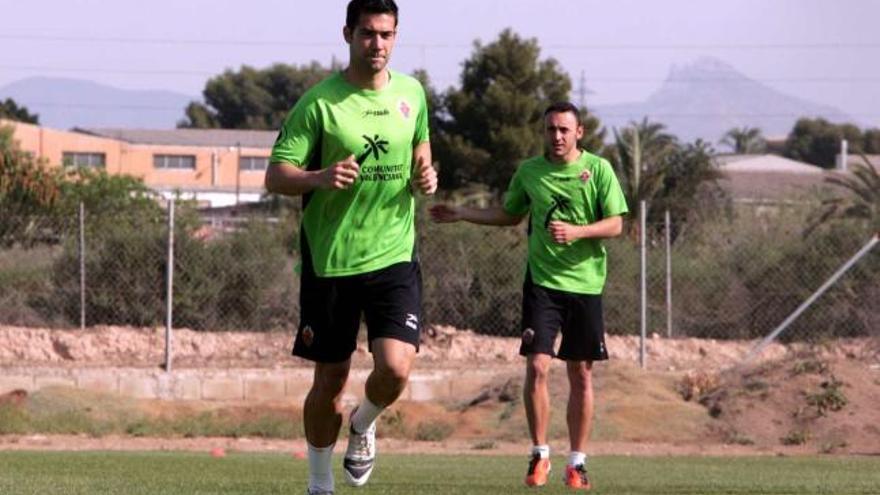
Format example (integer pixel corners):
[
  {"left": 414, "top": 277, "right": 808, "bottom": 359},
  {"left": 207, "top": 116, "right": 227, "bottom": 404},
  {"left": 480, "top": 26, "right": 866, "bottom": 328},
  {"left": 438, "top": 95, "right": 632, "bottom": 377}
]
[
  {"left": 49, "top": 207, "right": 295, "bottom": 331},
  {"left": 414, "top": 420, "right": 454, "bottom": 441}
]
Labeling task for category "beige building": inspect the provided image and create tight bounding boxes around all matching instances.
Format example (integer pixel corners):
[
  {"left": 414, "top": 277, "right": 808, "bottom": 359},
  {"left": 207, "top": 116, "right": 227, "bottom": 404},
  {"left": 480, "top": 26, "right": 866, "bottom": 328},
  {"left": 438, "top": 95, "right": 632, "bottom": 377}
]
[
  {"left": 3, "top": 119, "right": 277, "bottom": 207},
  {"left": 839, "top": 153, "right": 880, "bottom": 173},
  {"left": 714, "top": 153, "right": 835, "bottom": 203}
]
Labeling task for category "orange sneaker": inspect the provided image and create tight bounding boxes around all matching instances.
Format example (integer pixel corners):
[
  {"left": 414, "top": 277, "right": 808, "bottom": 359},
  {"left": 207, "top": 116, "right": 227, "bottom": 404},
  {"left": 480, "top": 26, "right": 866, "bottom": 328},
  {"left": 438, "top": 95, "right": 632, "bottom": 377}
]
[
  {"left": 525, "top": 453, "right": 551, "bottom": 487},
  {"left": 564, "top": 464, "right": 592, "bottom": 490}
]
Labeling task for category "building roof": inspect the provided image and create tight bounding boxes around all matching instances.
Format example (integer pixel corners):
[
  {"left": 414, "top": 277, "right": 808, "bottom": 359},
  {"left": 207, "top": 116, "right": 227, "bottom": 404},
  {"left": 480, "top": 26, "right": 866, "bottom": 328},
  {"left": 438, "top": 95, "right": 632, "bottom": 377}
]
[
  {"left": 75, "top": 128, "right": 278, "bottom": 148},
  {"left": 718, "top": 172, "right": 833, "bottom": 201},
  {"left": 715, "top": 154, "right": 824, "bottom": 174},
  {"left": 842, "top": 154, "right": 880, "bottom": 172},
  {"left": 714, "top": 154, "right": 833, "bottom": 201}
]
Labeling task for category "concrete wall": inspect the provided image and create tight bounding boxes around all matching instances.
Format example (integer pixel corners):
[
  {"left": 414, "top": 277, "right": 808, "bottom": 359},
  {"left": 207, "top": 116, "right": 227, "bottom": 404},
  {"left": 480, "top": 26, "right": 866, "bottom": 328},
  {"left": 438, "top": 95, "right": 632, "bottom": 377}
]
[{"left": 0, "top": 367, "right": 512, "bottom": 404}]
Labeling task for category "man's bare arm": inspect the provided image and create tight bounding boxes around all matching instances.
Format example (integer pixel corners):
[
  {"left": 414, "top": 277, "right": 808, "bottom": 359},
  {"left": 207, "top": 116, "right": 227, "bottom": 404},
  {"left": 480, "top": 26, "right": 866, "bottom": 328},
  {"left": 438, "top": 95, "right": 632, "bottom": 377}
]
[
  {"left": 264, "top": 155, "right": 360, "bottom": 197},
  {"left": 430, "top": 204, "right": 525, "bottom": 226},
  {"left": 412, "top": 141, "right": 437, "bottom": 195},
  {"left": 547, "top": 215, "right": 624, "bottom": 244}
]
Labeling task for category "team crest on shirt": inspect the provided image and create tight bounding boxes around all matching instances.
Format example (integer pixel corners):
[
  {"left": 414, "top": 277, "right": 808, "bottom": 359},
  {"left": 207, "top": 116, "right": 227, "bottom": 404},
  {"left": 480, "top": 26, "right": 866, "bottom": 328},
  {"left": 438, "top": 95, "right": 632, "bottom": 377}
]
[
  {"left": 398, "top": 99, "right": 411, "bottom": 119},
  {"left": 301, "top": 325, "right": 314, "bottom": 347},
  {"left": 580, "top": 170, "right": 592, "bottom": 183}
]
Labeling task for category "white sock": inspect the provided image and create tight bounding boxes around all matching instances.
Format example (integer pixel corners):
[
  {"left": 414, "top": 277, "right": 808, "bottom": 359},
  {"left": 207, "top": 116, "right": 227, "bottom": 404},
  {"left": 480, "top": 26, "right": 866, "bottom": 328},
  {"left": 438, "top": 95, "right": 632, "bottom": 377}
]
[
  {"left": 308, "top": 442, "right": 335, "bottom": 493},
  {"left": 568, "top": 451, "right": 587, "bottom": 467},
  {"left": 351, "top": 398, "right": 384, "bottom": 434},
  {"left": 532, "top": 444, "right": 550, "bottom": 459}
]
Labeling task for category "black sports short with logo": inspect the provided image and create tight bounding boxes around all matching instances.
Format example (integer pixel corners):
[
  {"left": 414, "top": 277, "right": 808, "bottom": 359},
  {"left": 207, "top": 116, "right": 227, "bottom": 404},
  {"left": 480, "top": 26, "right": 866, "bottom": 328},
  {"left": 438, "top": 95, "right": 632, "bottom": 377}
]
[
  {"left": 292, "top": 260, "right": 422, "bottom": 363},
  {"left": 519, "top": 270, "right": 609, "bottom": 362}
]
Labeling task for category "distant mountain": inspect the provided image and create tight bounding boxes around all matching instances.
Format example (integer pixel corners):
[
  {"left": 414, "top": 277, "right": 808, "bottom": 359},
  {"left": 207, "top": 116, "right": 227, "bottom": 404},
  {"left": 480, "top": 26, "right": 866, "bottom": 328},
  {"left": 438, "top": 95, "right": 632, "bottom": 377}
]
[
  {"left": 593, "top": 57, "right": 852, "bottom": 144},
  {"left": 0, "top": 77, "right": 195, "bottom": 129}
]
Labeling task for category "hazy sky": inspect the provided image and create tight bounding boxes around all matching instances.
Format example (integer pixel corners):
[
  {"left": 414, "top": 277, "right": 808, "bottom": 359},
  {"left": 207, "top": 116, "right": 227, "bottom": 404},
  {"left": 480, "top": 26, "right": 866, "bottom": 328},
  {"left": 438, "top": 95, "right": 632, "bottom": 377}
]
[{"left": 2, "top": 0, "right": 878, "bottom": 123}]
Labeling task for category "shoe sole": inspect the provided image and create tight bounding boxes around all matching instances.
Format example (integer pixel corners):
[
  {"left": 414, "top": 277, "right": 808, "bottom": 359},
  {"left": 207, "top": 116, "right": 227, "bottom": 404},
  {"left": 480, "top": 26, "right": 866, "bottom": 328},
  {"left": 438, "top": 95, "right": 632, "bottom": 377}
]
[
  {"left": 344, "top": 407, "right": 375, "bottom": 487},
  {"left": 343, "top": 464, "right": 374, "bottom": 487},
  {"left": 525, "top": 467, "right": 550, "bottom": 486}
]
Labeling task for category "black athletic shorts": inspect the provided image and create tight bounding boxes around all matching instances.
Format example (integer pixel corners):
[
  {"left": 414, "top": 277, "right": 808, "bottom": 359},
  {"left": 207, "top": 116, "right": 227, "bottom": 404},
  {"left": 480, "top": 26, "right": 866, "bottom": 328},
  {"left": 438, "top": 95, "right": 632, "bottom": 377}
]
[
  {"left": 292, "top": 260, "right": 422, "bottom": 363},
  {"left": 519, "top": 271, "right": 609, "bottom": 362}
]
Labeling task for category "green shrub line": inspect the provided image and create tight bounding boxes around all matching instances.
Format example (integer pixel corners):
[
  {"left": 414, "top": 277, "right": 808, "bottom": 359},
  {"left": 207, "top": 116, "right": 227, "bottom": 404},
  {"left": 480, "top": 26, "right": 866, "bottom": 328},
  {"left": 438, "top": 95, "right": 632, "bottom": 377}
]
[
  {"left": 0, "top": 401, "right": 301, "bottom": 439},
  {"left": 0, "top": 204, "right": 876, "bottom": 339}
]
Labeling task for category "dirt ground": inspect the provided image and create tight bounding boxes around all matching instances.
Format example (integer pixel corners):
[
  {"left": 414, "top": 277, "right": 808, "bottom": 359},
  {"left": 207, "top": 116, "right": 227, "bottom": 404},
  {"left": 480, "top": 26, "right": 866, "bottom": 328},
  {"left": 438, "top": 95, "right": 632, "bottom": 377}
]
[
  {"left": 698, "top": 349, "right": 880, "bottom": 455},
  {"left": 0, "top": 323, "right": 796, "bottom": 371},
  {"left": 2, "top": 325, "right": 879, "bottom": 456}
]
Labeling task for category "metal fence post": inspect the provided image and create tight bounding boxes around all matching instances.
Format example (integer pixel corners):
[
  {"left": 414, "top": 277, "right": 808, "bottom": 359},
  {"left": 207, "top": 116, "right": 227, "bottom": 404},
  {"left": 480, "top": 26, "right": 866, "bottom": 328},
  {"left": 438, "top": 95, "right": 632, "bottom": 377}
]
[
  {"left": 742, "top": 233, "right": 879, "bottom": 365},
  {"left": 639, "top": 200, "right": 647, "bottom": 370},
  {"left": 164, "top": 199, "right": 175, "bottom": 372},
  {"left": 79, "top": 202, "right": 86, "bottom": 330},
  {"left": 665, "top": 209, "right": 672, "bottom": 338}
]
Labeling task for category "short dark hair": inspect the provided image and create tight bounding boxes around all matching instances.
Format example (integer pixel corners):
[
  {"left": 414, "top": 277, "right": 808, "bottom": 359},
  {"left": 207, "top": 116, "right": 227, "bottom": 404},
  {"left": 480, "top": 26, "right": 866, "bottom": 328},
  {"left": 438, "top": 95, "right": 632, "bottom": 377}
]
[
  {"left": 543, "top": 102, "right": 582, "bottom": 126},
  {"left": 346, "top": 0, "right": 399, "bottom": 31}
]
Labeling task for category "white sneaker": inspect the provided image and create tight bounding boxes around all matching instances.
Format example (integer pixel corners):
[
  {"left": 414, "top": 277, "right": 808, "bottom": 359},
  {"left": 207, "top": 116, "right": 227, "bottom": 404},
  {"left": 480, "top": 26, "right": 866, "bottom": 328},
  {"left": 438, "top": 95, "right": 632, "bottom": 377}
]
[{"left": 343, "top": 411, "right": 376, "bottom": 486}]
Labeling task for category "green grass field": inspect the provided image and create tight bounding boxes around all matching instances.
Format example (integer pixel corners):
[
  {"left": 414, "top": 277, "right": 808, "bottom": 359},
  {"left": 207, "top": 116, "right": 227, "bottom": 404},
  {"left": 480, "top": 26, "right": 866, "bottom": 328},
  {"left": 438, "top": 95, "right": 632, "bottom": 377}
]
[{"left": 1, "top": 452, "right": 878, "bottom": 494}]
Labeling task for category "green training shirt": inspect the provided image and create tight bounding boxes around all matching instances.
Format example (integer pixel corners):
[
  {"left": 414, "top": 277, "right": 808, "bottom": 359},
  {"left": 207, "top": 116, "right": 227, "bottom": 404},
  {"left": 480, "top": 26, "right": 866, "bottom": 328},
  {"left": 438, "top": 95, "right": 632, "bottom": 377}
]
[
  {"left": 271, "top": 70, "right": 430, "bottom": 277},
  {"left": 503, "top": 150, "right": 629, "bottom": 294}
]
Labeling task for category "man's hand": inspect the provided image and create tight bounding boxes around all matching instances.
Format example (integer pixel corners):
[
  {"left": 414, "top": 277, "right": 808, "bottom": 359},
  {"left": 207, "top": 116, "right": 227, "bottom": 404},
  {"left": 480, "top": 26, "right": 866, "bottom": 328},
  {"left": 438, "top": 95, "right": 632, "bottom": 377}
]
[
  {"left": 321, "top": 155, "right": 360, "bottom": 190},
  {"left": 429, "top": 204, "right": 462, "bottom": 223},
  {"left": 548, "top": 221, "right": 582, "bottom": 244},
  {"left": 413, "top": 155, "right": 438, "bottom": 195}
]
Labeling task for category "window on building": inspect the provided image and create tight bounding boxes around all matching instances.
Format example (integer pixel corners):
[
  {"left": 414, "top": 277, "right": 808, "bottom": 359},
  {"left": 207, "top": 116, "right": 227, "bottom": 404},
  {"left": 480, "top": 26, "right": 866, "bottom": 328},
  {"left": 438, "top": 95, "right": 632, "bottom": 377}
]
[
  {"left": 239, "top": 156, "right": 269, "bottom": 171},
  {"left": 62, "top": 152, "right": 106, "bottom": 168},
  {"left": 154, "top": 154, "right": 196, "bottom": 170}
]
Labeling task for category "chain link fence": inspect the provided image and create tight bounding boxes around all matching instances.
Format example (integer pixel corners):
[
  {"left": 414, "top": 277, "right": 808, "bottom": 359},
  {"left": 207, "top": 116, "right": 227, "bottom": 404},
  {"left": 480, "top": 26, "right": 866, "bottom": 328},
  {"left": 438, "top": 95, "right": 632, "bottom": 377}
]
[
  {"left": 0, "top": 214, "right": 77, "bottom": 328},
  {"left": 1, "top": 201, "right": 877, "bottom": 347},
  {"left": 645, "top": 212, "right": 877, "bottom": 343}
]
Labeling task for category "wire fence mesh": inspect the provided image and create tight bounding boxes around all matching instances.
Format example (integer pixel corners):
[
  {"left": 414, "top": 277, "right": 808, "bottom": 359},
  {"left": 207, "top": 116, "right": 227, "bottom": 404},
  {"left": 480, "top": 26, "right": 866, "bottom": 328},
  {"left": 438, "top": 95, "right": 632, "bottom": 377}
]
[{"left": 0, "top": 202, "right": 877, "bottom": 348}]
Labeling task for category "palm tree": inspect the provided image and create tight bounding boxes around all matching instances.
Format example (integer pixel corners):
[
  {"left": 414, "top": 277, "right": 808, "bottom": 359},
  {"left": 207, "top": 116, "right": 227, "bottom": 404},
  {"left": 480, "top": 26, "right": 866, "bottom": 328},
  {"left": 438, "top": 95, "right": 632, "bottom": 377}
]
[
  {"left": 720, "top": 126, "right": 766, "bottom": 154},
  {"left": 805, "top": 155, "right": 880, "bottom": 236},
  {"left": 610, "top": 118, "right": 677, "bottom": 209},
  {"left": 656, "top": 139, "right": 729, "bottom": 240},
  {"left": 610, "top": 121, "right": 730, "bottom": 240}
]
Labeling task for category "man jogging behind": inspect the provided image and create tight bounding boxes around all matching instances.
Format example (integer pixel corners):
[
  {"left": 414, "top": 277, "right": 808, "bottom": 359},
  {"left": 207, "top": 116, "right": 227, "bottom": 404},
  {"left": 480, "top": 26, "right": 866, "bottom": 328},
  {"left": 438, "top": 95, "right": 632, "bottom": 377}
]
[{"left": 430, "top": 102, "right": 627, "bottom": 490}]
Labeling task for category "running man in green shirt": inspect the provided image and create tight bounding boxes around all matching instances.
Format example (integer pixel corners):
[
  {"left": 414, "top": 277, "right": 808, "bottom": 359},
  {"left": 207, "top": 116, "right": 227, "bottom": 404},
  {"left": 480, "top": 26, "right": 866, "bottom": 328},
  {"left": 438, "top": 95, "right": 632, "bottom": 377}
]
[
  {"left": 265, "top": 1, "right": 436, "bottom": 494},
  {"left": 431, "top": 102, "right": 627, "bottom": 491}
]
